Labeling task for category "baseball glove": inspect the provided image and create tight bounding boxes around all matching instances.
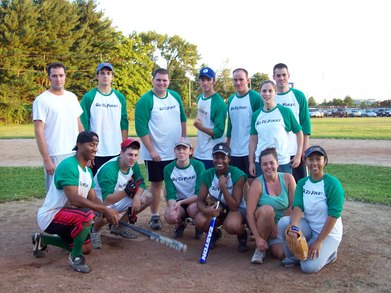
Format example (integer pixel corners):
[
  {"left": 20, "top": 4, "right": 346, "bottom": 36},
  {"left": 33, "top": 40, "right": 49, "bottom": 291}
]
[
  {"left": 285, "top": 224, "right": 308, "bottom": 261},
  {"left": 124, "top": 177, "right": 143, "bottom": 198},
  {"left": 205, "top": 195, "right": 217, "bottom": 207}
]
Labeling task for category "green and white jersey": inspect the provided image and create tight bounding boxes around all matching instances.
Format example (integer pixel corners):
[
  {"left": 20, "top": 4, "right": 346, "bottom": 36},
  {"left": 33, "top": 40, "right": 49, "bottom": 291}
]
[
  {"left": 37, "top": 156, "right": 94, "bottom": 230},
  {"left": 227, "top": 90, "right": 261, "bottom": 156},
  {"left": 135, "top": 90, "right": 187, "bottom": 161},
  {"left": 257, "top": 173, "right": 289, "bottom": 223},
  {"left": 164, "top": 158, "right": 205, "bottom": 201},
  {"left": 250, "top": 104, "right": 302, "bottom": 164},
  {"left": 200, "top": 166, "right": 246, "bottom": 209},
  {"left": 275, "top": 88, "right": 311, "bottom": 155},
  {"left": 94, "top": 156, "right": 145, "bottom": 201},
  {"left": 293, "top": 174, "right": 345, "bottom": 241},
  {"left": 80, "top": 88, "right": 128, "bottom": 157},
  {"left": 194, "top": 93, "right": 227, "bottom": 160}
]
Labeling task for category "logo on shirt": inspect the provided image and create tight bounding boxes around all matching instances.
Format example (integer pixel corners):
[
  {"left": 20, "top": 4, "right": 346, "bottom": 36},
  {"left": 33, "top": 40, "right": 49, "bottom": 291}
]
[
  {"left": 303, "top": 188, "right": 324, "bottom": 196},
  {"left": 172, "top": 175, "right": 196, "bottom": 182},
  {"left": 95, "top": 103, "right": 119, "bottom": 108},
  {"left": 256, "top": 118, "right": 281, "bottom": 125},
  {"left": 230, "top": 106, "right": 248, "bottom": 111},
  {"left": 159, "top": 105, "right": 177, "bottom": 111},
  {"left": 280, "top": 102, "right": 295, "bottom": 107}
]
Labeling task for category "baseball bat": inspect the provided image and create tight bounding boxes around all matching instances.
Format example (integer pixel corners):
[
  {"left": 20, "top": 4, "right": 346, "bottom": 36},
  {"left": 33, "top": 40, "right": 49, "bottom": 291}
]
[
  {"left": 118, "top": 221, "right": 187, "bottom": 253},
  {"left": 199, "top": 190, "right": 223, "bottom": 264}
]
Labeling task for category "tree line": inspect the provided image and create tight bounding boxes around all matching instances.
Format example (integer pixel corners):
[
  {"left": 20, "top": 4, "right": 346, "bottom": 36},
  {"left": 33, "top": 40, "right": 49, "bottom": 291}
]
[{"left": 0, "top": 0, "right": 270, "bottom": 124}]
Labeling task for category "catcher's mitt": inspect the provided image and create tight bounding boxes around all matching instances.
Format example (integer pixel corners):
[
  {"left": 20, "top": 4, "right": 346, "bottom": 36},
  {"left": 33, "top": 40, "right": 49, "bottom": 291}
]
[
  {"left": 205, "top": 195, "right": 217, "bottom": 207},
  {"left": 285, "top": 224, "right": 308, "bottom": 261},
  {"left": 124, "top": 177, "right": 143, "bottom": 198}
]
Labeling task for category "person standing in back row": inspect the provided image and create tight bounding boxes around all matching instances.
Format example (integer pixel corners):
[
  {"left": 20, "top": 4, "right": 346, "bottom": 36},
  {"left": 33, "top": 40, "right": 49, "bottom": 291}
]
[
  {"left": 273, "top": 63, "right": 311, "bottom": 182},
  {"left": 227, "top": 68, "right": 262, "bottom": 182},
  {"left": 194, "top": 67, "right": 227, "bottom": 169},
  {"left": 80, "top": 62, "right": 129, "bottom": 176},
  {"left": 135, "top": 68, "right": 187, "bottom": 230},
  {"left": 33, "top": 62, "right": 84, "bottom": 192}
]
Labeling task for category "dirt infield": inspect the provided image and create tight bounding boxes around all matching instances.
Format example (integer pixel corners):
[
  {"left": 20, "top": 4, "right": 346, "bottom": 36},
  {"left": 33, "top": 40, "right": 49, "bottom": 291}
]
[{"left": 0, "top": 139, "right": 390, "bottom": 292}]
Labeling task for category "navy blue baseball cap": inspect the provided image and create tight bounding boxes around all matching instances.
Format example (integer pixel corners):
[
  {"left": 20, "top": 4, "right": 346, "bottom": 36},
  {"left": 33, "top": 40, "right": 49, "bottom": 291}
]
[
  {"left": 213, "top": 143, "right": 231, "bottom": 157},
  {"left": 96, "top": 62, "right": 113, "bottom": 73},
  {"left": 304, "top": 145, "right": 328, "bottom": 162},
  {"left": 199, "top": 67, "right": 216, "bottom": 79}
]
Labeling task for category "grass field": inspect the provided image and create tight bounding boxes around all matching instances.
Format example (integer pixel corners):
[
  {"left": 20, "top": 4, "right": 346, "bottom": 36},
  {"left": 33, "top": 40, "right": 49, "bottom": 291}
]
[
  {"left": 0, "top": 164, "right": 390, "bottom": 206},
  {"left": 1, "top": 117, "right": 390, "bottom": 139}
]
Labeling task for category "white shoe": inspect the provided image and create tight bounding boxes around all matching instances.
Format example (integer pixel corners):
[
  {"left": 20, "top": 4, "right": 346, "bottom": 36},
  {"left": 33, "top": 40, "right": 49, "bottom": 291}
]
[{"left": 251, "top": 249, "right": 265, "bottom": 264}]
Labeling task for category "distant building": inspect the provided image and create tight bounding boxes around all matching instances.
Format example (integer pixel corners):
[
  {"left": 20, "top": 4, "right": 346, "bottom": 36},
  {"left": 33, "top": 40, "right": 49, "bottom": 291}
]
[{"left": 353, "top": 99, "right": 376, "bottom": 106}]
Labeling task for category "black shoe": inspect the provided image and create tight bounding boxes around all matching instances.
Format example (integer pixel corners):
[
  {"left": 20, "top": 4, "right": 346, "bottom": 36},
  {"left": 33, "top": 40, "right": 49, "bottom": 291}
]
[
  {"left": 237, "top": 231, "right": 249, "bottom": 253},
  {"left": 174, "top": 223, "right": 186, "bottom": 239},
  {"left": 194, "top": 227, "right": 203, "bottom": 240},
  {"left": 32, "top": 233, "right": 47, "bottom": 258},
  {"left": 209, "top": 228, "right": 222, "bottom": 250}
]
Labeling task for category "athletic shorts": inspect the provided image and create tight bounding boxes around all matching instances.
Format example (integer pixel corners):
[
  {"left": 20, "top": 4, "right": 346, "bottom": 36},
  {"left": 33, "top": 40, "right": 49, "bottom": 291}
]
[
  {"left": 230, "top": 155, "right": 253, "bottom": 178},
  {"left": 45, "top": 207, "right": 94, "bottom": 245},
  {"left": 218, "top": 202, "right": 247, "bottom": 224},
  {"left": 145, "top": 160, "right": 173, "bottom": 182},
  {"left": 93, "top": 155, "right": 119, "bottom": 176},
  {"left": 195, "top": 158, "right": 214, "bottom": 170}
]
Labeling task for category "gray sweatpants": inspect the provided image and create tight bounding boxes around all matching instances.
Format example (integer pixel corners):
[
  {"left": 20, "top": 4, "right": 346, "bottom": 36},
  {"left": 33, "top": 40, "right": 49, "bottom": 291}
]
[{"left": 278, "top": 216, "right": 341, "bottom": 273}]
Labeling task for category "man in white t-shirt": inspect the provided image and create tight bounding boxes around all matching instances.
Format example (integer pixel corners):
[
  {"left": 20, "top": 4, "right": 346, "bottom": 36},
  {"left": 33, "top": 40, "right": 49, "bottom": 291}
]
[{"left": 33, "top": 62, "right": 84, "bottom": 191}]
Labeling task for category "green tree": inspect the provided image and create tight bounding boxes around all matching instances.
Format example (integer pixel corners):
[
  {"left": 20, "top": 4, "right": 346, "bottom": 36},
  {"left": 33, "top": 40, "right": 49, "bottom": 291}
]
[
  {"left": 139, "top": 31, "right": 200, "bottom": 111},
  {"left": 214, "top": 65, "right": 235, "bottom": 100},
  {"left": 308, "top": 96, "right": 317, "bottom": 107},
  {"left": 343, "top": 95, "right": 354, "bottom": 107},
  {"left": 111, "top": 33, "right": 155, "bottom": 112},
  {"left": 250, "top": 72, "right": 269, "bottom": 91}
]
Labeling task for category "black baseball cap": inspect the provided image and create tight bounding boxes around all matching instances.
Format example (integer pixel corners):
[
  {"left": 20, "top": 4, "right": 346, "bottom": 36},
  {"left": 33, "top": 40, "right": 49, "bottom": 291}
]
[
  {"left": 72, "top": 131, "right": 99, "bottom": 151},
  {"left": 212, "top": 143, "right": 230, "bottom": 156},
  {"left": 304, "top": 145, "right": 328, "bottom": 161}
]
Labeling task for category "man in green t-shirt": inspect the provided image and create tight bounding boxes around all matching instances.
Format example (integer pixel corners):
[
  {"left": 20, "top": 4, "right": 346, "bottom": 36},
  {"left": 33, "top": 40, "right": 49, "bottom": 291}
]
[
  {"left": 90, "top": 138, "right": 153, "bottom": 249},
  {"left": 33, "top": 131, "right": 119, "bottom": 274}
]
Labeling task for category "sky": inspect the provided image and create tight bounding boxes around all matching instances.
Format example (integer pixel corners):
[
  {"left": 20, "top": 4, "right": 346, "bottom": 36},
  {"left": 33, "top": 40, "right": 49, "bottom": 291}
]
[{"left": 97, "top": 0, "right": 391, "bottom": 102}]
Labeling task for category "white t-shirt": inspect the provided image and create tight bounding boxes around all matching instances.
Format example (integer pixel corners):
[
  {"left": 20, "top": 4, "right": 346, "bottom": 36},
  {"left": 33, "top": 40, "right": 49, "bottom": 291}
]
[{"left": 33, "top": 90, "right": 82, "bottom": 156}]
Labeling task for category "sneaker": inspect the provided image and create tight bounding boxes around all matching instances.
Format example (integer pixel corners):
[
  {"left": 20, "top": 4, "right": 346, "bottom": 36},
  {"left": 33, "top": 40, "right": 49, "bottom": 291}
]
[
  {"left": 149, "top": 215, "right": 162, "bottom": 230},
  {"left": 174, "top": 223, "right": 186, "bottom": 239},
  {"left": 68, "top": 253, "right": 91, "bottom": 273},
  {"left": 111, "top": 225, "right": 139, "bottom": 239},
  {"left": 251, "top": 249, "right": 266, "bottom": 264},
  {"left": 237, "top": 231, "right": 249, "bottom": 253},
  {"left": 280, "top": 257, "right": 300, "bottom": 267},
  {"left": 32, "top": 233, "right": 47, "bottom": 258},
  {"left": 209, "top": 228, "right": 222, "bottom": 250},
  {"left": 194, "top": 227, "right": 203, "bottom": 240},
  {"left": 90, "top": 232, "right": 102, "bottom": 249}
]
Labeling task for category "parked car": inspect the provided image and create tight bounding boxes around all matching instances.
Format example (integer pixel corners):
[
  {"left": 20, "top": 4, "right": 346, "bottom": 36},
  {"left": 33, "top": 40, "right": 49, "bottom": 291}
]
[
  {"left": 375, "top": 108, "right": 390, "bottom": 117},
  {"left": 309, "top": 108, "right": 323, "bottom": 118},
  {"left": 348, "top": 109, "right": 362, "bottom": 117},
  {"left": 332, "top": 108, "right": 347, "bottom": 117},
  {"left": 361, "top": 110, "right": 377, "bottom": 117},
  {"left": 323, "top": 109, "right": 333, "bottom": 117}
]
